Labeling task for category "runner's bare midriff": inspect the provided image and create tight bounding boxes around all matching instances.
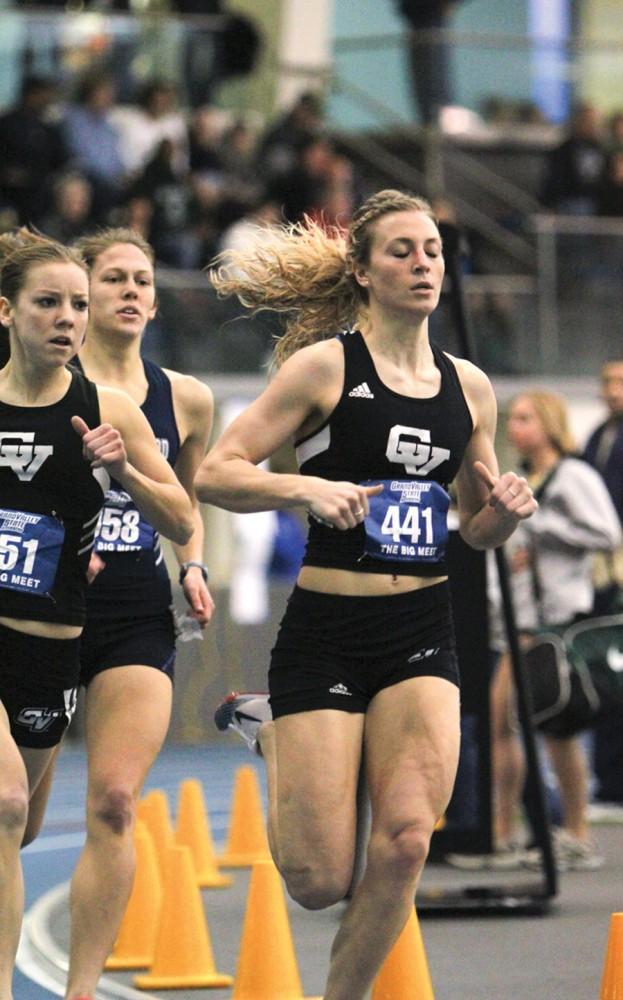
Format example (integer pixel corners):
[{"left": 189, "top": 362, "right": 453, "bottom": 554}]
[
  {"left": 297, "top": 566, "right": 447, "bottom": 596},
  {"left": 0, "top": 616, "right": 81, "bottom": 639}
]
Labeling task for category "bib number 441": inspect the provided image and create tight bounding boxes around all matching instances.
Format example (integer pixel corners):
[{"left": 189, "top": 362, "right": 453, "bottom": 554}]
[{"left": 381, "top": 505, "right": 433, "bottom": 545}]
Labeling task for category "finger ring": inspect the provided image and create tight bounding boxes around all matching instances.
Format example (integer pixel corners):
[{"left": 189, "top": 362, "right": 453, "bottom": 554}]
[
  {"left": 355, "top": 507, "right": 364, "bottom": 516},
  {"left": 508, "top": 488, "right": 518, "bottom": 497}
]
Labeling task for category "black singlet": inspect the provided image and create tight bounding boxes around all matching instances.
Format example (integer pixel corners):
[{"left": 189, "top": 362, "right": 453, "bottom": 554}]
[
  {"left": 72, "top": 357, "right": 180, "bottom": 620},
  {"left": 295, "top": 330, "right": 473, "bottom": 576},
  {"left": 0, "top": 370, "right": 104, "bottom": 624}
]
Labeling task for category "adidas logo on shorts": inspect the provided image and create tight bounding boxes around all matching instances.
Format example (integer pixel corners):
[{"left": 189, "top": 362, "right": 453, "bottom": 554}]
[
  {"left": 348, "top": 382, "right": 374, "bottom": 399},
  {"left": 329, "top": 682, "right": 353, "bottom": 696}
]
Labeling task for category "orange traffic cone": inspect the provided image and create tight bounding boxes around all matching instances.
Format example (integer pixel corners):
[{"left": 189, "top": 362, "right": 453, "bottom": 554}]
[
  {"left": 137, "top": 790, "right": 174, "bottom": 882},
  {"left": 134, "top": 844, "right": 233, "bottom": 990},
  {"left": 175, "top": 778, "right": 232, "bottom": 889},
  {"left": 219, "top": 765, "right": 271, "bottom": 868},
  {"left": 232, "top": 858, "right": 321, "bottom": 999},
  {"left": 600, "top": 912, "right": 623, "bottom": 999},
  {"left": 105, "top": 820, "right": 162, "bottom": 970},
  {"left": 372, "top": 907, "right": 435, "bottom": 1000}
]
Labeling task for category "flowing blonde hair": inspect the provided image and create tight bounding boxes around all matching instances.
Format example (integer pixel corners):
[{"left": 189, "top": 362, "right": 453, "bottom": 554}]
[
  {"left": 210, "top": 189, "right": 437, "bottom": 366},
  {"left": 512, "top": 389, "right": 577, "bottom": 456}
]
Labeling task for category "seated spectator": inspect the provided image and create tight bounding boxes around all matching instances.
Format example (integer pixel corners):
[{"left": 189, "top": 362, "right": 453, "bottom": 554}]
[
  {"left": 541, "top": 102, "right": 606, "bottom": 215},
  {"left": 258, "top": 91, "right": 324, "bottom": 179},
  {"left": 40, "top": 171, "right": 94, "bottom": 242},
  {"left": 273, "top": 135, "right": 351, "bottom": 225},
  {"left": 218, "top": 187, "right": 282, "bottom": 256},
  {"left": 188, "top": 106, "right": 226, "bottom": 183},
  {"left": 125, "top": 138, "right": 201, "bottom": 269},
  {"left": 0, "top": 74, "right": 69, "bottom": 225},
  {"left": 606, "top": 109, "right": 623, "bottom": 154},
  {"left": 61, "top": 72, "right": 126, "bottom": 222},
  {"left": 597, "top": 150, "right": 623, "bottom": 216},
  {"left": 110, "top": 78, "right": 190, "bottom": 178},
  {"left": 219, "top": 119, "right": 261, "bottom": 199}
]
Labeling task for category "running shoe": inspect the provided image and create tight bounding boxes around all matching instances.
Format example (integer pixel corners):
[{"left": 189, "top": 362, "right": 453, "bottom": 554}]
[
  {"left": 214, "top": 692, "right": 272, "bottom": 754},
  {"left": 522, "top": 828, "right": 604, "bottom": 872},
  {"left": 445, "top": 841, "right": 530, "bottom": 871}
]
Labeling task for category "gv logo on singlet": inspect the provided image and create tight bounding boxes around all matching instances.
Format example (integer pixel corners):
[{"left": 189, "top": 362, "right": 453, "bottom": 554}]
[
  {"left": 0, "top": 432, "right": 53, "bottom": 481},
  {"left": 386, "top": 425, "right": 450, "bottom": 475}
]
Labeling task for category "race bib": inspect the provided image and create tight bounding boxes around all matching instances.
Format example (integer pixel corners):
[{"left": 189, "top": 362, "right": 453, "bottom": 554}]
[
  {"left": 94, "top": 490, "right": 155, "bottom": 553},
  {"left": 361, "top": 479, "right": 450, "bottom": 564},
  {"left": 0, "top": 507, "right": 65, "bottom": 596}
]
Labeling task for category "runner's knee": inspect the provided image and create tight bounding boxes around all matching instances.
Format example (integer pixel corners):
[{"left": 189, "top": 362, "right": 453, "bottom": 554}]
[
  {"left": 283, "top": 861, "right": 352, "bottom": 910},
  {"left": 369, "top": 822, "right": 431, "bottom": 881},
  {"left": 0, "top": 785, "right": 28, "bottom": 840},
  {"left": 90, "top": 785, "right": 135, "bottom": 836}
]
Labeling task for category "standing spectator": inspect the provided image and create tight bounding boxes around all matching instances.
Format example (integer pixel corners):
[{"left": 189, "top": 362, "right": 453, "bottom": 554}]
[
  {"left": 541, "top": 102, "right": 606, "bottom": 214},
  {"left": 61, "top": 72, "right": 127, "bottom": 223},
  {"left": 583, "top": 360, "right": 623, "bottom": 809},
  {"left": 394, "top": 1, "right": 466, "bottom": 126},
  {"left": 0, "top": 75, "right": 69, "bottom": 225},
  {"left": 489, "top": 391, "right": 620, "bottom": 869}
]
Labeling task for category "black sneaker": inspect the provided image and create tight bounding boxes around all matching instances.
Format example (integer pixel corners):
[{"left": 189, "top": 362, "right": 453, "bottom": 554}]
[{"left": 214, "top": 692, "right": 272, "bottom": 754}]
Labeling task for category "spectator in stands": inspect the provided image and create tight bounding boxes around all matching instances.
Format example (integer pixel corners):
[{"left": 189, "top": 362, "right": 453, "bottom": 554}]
[
  {"left": 218, "top": 186, "right": 282, "bottom": 256},
  {"left": 394, "top": 0, "right": 466, "bottom": 126},
  {"left": 274, "top": 135, "right": 357, "bottom": 227},
  {"left": 61, "top": 72, "right": 126, "bottom": 223},
  {"left": 597, "top": 150, "right": 623, "bottom": 216},
  {"left": 220, "top": 119, "right": 261, "bottom": 200},
  {"left": 583, "top": 360, "right": 623, "bottom": 810},
  {"left": 606, "top": 109, "right": 623, "bottom": 153},
  {"left": 0, "top": 74, "right": 68, "bottom": 225},
  {"left": 175, "top": 0, "right": 261, "bottom": 107},
  {"left": 40, "top": 171, "right": 94, "bottom": 243},
  {"left": 258, "top": 91, "right": 325, "bottom": 179},
  {"left": 541, "top": 102, "right": 606, "bottom": 214},
  {"left": 125, "top": 138, "right": 201, "bottom": 269},
  {"left": 110, "top": 78, "right": 189, "bottom": 179}
]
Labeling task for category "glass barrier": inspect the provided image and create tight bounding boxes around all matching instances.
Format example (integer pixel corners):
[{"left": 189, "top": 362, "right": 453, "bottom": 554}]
[{"left": 150, "top": 248, "right": 619, "bottom": 380}]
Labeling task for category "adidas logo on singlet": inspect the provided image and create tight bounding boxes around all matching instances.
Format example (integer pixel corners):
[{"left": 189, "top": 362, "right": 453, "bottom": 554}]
[{"left": 348, "top": 382, "right": 374, "bottom": 399}]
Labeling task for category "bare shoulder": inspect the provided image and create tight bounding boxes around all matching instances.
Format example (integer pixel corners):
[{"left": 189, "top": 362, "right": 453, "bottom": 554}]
[
  {"left": 446, "top": 352, "right": 496, "bottom": 422},
  {"left": 96, "top": 383, "right": 137, "bottom": 423},
  {"left": 272, "top": 337, "right": 344, "bottom": 396},
  {"left": 446, "top": 353, "right": 493, "bottom": 397},
  {"left": 163, "top": 368, "right": 214, "bottom": 418}
]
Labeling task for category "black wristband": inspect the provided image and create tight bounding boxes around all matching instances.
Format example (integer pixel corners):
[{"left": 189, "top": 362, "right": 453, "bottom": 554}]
[{"left": 179, "top": 561, "right": 209, "bottom": 584}]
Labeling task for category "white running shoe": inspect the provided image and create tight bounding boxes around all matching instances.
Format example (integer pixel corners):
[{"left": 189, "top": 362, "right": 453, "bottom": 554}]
[
  {"left": 522, "top": 829, "right": 604, "bottom": 872},
  {"left": 445, "top": 841, "right": 530, "bottom": 872},
  {"left": 214, "top": 692, "right": 272, "bottom": 754}
]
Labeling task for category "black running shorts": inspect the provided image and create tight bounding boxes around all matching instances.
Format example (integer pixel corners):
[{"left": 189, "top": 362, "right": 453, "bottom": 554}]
[
  {"left": 0, "top": 621, "right": 80, "bottom": 748},
  {"left": 79, "top": 610, "right": 176, "bottom": 686},
  {"left": 269, "top": 581, "right": 459, "bottom": 719}
]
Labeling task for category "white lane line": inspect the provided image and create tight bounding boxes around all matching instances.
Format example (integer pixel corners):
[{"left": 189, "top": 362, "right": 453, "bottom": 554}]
[{"left": 18, "top": 883, "right": 158, "bottom": 1000}]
